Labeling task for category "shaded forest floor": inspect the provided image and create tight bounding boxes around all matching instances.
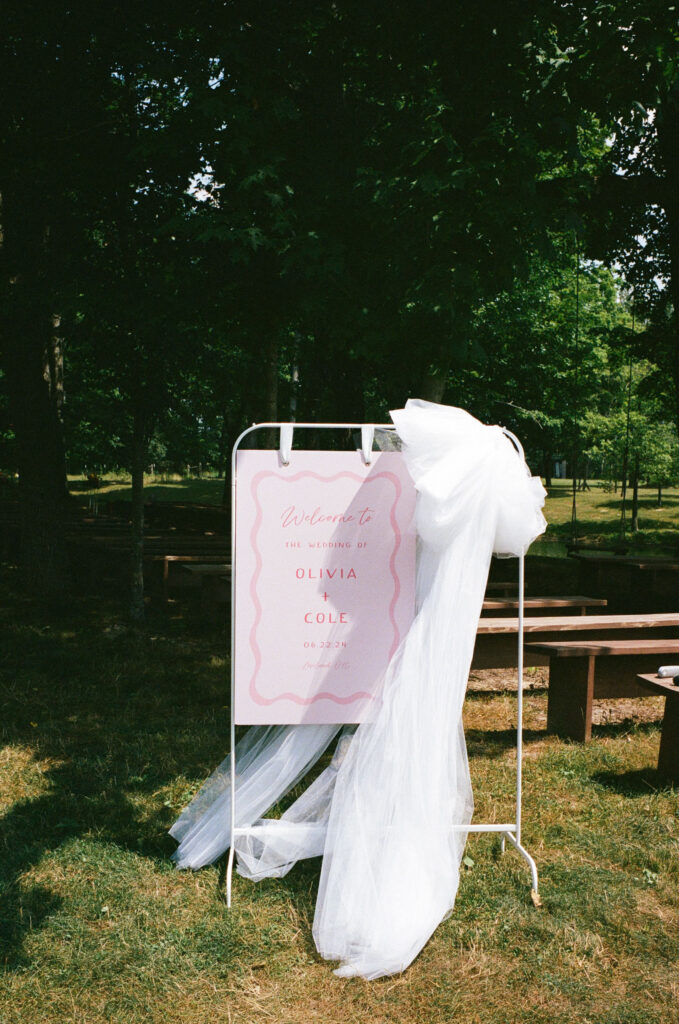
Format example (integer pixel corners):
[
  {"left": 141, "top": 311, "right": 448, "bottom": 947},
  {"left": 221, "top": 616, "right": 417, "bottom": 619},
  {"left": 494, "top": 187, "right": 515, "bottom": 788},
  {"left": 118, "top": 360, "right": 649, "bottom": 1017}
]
[
  {"left": 1, "top": 579, "right": 678, "bottom": 1024},
  {"left": 64, "top": 475, "right": 679, "bottom": 558}
]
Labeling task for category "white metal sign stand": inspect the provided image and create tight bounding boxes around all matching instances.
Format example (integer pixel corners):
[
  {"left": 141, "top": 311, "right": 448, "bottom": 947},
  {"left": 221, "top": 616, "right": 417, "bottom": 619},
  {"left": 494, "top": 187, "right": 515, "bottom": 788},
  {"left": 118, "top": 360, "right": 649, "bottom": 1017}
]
[{"left": 226, "top": 421, "right": 539, "bottom": 906}]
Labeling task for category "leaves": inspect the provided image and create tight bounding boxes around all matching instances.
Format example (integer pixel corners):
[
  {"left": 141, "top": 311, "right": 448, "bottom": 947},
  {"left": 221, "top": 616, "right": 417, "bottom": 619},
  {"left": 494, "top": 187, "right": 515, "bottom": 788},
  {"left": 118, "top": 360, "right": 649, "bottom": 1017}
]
[{"left": 1, "top": 0, "right": 677, "bottom": 490}]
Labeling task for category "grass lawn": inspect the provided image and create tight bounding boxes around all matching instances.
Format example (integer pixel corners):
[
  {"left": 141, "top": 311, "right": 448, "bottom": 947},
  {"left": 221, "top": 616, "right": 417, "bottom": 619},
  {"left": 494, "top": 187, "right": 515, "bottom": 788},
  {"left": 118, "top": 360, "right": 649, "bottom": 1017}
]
[
  {"left": 537, "top": 481, "right": 679, "bottom": 558},
  {"left": 1, "top": 578, "right": 678, "bottom": 1023},
  {"left": 66, "top": 475, "right": 679, "bottom": 558},
  {"left": 67, "top": 473, "right": 227, "bottom": 508}
]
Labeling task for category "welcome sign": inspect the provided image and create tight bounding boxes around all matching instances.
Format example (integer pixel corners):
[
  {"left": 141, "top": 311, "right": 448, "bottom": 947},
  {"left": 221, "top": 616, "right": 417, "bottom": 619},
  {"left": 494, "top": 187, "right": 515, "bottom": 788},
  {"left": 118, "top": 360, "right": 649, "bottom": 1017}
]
[{"left": 234, "top": 450, "right": 417, "bottom": 724}]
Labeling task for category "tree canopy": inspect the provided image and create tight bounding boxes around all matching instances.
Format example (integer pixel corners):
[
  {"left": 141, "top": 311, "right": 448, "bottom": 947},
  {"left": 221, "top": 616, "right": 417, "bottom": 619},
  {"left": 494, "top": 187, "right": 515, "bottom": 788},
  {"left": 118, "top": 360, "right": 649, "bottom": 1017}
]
[{"left": 1, "top": 1, "right": 678, "bottom": 599}]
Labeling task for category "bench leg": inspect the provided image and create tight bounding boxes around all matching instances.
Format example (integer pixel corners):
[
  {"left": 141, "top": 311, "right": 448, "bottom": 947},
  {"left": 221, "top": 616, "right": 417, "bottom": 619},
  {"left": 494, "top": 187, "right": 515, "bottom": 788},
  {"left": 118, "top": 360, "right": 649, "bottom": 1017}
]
[
  {"left": 547, "top": 656, "right": 595, "bottom": 743},
  {"left": 658, "top": 696, "right": 679, "bottom": 784}
]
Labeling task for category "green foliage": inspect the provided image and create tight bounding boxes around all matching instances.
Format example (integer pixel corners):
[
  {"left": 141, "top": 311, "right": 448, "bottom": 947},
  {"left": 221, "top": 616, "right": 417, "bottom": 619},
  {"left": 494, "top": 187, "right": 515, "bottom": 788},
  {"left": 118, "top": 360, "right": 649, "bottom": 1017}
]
[
  {"left": 1, "top": 1, "right": 678, "bottom": 556},
  {"left": 582, "top": 357, "right": 679, "bottom": 492},
  {"left": 459, "top": 240, "right": 639, "bottom": 467}
]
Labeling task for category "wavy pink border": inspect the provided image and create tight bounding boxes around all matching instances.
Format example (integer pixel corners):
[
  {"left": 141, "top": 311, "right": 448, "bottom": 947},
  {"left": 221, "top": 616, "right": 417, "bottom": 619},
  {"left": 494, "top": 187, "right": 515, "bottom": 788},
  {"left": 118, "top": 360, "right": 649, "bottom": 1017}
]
[{"left": 246, "top": 469, "right": 404, "bottom": 707}]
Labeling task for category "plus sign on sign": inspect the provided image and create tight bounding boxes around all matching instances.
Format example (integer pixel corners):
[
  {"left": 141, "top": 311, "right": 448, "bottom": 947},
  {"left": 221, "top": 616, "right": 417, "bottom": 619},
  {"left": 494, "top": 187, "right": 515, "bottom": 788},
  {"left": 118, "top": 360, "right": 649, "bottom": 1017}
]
[{"left": 233, "top": 450, "right": 417, "bottom": 724}]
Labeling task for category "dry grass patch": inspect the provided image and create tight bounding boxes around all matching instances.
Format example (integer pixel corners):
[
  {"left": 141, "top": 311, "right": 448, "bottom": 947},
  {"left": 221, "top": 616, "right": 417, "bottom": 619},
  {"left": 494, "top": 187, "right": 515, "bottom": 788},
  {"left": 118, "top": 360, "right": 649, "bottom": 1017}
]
[{"left": 0, "top": 745, "right": 60, "bottom": 812}]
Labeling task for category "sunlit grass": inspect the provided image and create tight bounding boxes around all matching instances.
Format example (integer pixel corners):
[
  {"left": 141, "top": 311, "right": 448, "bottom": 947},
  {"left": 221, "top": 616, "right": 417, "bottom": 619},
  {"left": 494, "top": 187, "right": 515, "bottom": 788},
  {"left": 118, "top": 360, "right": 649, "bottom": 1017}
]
[
  {"left": 67, "top": 473, "right": 225, "bottom": 507},
  {"left": 1, "top": 576, "right": 677, "bottom": 1023},
  {"left": 539, "top": 481, "right": 679, "bottom": 557}
]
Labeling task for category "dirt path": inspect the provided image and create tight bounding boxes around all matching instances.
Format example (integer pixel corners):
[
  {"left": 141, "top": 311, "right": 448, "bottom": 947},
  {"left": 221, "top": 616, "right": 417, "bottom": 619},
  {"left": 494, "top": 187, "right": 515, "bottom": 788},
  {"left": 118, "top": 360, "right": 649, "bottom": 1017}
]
[{"left": 467, "top": 666, "right": 665, "bottom": 727}]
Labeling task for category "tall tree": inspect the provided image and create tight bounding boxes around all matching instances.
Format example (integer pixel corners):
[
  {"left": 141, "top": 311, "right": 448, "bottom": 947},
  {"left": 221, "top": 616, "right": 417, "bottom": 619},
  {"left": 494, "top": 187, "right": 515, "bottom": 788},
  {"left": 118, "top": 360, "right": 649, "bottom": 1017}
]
[
  {"left": 548, "top": 2, "right": 679, "bottom": 421},
  {"left": 0, "top": 3, "right": 212, "bottom": 596}
]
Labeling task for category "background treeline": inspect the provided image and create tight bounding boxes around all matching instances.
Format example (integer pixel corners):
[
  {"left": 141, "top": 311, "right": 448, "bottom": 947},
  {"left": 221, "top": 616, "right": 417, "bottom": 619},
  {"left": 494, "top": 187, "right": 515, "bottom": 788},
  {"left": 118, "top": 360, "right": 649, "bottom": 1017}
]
[{"left": 1, "top": 1, "right": 678, "bottom": 599}]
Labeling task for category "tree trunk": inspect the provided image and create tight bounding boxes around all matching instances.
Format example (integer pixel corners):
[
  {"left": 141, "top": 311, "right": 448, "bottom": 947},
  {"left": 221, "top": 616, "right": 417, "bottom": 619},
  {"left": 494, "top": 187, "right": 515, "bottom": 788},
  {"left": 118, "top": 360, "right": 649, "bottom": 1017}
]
[
  {"left": 0, "top": 194, "right": 70, "bottom": 595},
  {"left": 570, "top": 463, "right": 578, "bottom": 541},
  {"left": 289, "top": 333, "right": 300, "bottom": 422},
  {"left": 47, "top": 314, "right": 66, "bottom": 443},
  {"left": 333, "top": 355, "right": 365, "bottom": 425},
  {"left": 543, "top": 451, "right": 552, "bottom": 488},
  {"left": 657, "top": 484, "right": 663, "bottom": 508},
  {"left": 217, "top": 408, "right": 228, "bottom": 478},
  {"left": 631, "top": 455, "right": 640, "bottom": 533},
  {"left": 130, "top": 404, "right": 147, "bottom": 622},
  {"left": 6, "top": 331, "right": 71, "bottom": 595},
  {"left": 656, "top": 80, "right": 679, "bottom": 429},
  {"left": 580, "top": 458, "right": 590, "bottom": 490},
  {"left": 420, "top": 365, "right": 448, "bottom": 403},
  {"left": 262, "top": 332, "right": 279, "bottom": 450},
  {"left": 219, "top": 407, "right": 231, "bottom": 507},
  {"left": 620, "top": 447, "right": 629, "bottom": 532}
]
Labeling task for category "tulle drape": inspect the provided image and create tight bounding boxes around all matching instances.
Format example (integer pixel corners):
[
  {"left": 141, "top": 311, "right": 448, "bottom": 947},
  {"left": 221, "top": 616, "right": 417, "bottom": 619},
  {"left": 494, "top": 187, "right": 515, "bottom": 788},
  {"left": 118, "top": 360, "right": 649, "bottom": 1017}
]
[
  {"left": 169, "top": 724, "right": 341, "bottom": 870},
  {"left": 170, "top": 399, "right": 546, "bottom": 978}
]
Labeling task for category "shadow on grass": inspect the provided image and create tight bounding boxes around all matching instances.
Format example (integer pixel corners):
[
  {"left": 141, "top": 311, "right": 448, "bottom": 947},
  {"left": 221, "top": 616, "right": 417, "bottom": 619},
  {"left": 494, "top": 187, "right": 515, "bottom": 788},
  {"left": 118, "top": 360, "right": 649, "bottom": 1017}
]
[
  {"left": 465, "top": 728, "right": 545, "bottom": 758},
  {"left": 547, "top": 518, "right": 679, "bottom": 558},
  {"left": 545, "top": 487, "right": 577, "bottom": 501},
  {"left": 0, "top": 777, "right": 148, "bottom": 969},
  {"left": 465, "top": 716, "right": 662, "bottom": 760},
  {"left": 590, "top": 718, "right": 661, "bottom": 742},
  {"left": 466, "top": 686, "right": 548, "bottom": 700},
  {"left": 597, "top": 495, "right": 679, "bottom": 512},
  {"left": 590, "top": 768, "right": 674, "bottom": 795},
  {"left": 0, "top": 587, "right": 231, "bottom": 970},
  {"left": 548, "top": 519, "right": 623, "bottom": 539}
]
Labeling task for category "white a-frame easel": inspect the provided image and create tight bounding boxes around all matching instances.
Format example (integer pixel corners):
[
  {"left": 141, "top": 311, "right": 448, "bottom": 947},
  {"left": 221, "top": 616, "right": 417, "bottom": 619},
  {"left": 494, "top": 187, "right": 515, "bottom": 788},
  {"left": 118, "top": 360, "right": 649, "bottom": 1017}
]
[{"left": 226, "top": 421, "right": 539, "bottom": 906}]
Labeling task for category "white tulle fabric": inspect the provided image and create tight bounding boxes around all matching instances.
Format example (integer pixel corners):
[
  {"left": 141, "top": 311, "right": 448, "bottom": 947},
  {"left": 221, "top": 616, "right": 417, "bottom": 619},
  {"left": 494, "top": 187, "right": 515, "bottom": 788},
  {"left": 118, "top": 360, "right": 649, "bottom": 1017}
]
[
  {"left": 169, "top": 724, "right": 341, "bottom": 869},
  {"left": 170, "top": 400, "right": 547, "bottom": 979}
]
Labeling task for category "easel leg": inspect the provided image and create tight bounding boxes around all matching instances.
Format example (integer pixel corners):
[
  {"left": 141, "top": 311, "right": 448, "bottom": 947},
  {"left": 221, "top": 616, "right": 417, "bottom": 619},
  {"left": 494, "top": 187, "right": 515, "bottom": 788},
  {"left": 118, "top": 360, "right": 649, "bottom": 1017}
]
[
  {"left": 502, "top": 831, "right": 539, "bottom": 896},
  {"left": 226, "top": 845, "right": 235, "bottom": 908},
  {"left": 226, "top": 743, "right": 236, "bottom": 909}
]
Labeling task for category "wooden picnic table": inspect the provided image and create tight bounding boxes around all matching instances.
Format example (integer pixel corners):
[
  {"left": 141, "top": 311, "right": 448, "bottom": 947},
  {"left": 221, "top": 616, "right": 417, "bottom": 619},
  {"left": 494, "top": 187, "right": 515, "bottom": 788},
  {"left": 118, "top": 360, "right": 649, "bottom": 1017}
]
[
  {"left": 570, "top": 553, "right": 679, "bottom": 569},
  {"left": 481, "top": 595, "right": 607, "bottom": 616},
  {"left": 156, "top": 556, "right": 231, "bottom": 602},
  {"left": 526, "top": 638, "right": 679, "bottom": 742},
  {"left": 180, "top": 562, "right": 231, "bottom": 616},
  {"left": 472, "top": 612, "right": 679, "bottom": 670},
  {"left": 637, "top": 672, "right": 679, "bottom": 783},
  {"left": 570, "top": 553, "right": 679, "bottom": 607},
  {"left": 180, "top": 563, "right": 230, "bottom": 577}
]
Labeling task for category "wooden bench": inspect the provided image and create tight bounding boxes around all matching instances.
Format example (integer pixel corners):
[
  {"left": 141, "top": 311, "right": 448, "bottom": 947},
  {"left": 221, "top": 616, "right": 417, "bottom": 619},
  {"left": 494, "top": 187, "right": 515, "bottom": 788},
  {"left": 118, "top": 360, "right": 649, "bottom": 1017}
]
[
  {"left": 570, "top": 553, "right": 679, "bottom": 609},
  {"left": 180, "top": 562, "right": 231, "bottom": 617},
  {"left": 174, "top": 581, "right": 604, "bottom": 619},
  {"left": 157, "top": 555, "right": 230, "bottom": 603},
  {"left": 481, "top": 596, "right": 607, "bottom": 617},
  {"left": 473, "top": 613, "right": 679, "bottom": 672},
  {"left": 525, "top": 639, "right": 679, "bottom": 743},
  {"left": 65, "top": 532, "right": 230, "bottom": 593},
  {"left": 636, "top": 673, "right": 679, "bottom": 783}
]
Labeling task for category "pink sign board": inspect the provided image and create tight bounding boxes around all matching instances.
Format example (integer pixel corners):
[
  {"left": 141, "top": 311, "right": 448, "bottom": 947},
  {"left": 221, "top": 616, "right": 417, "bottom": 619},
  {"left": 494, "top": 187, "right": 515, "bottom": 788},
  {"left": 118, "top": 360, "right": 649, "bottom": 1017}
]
[{"left": 234, "top": 450, "right": 416, "bottom": 724}]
